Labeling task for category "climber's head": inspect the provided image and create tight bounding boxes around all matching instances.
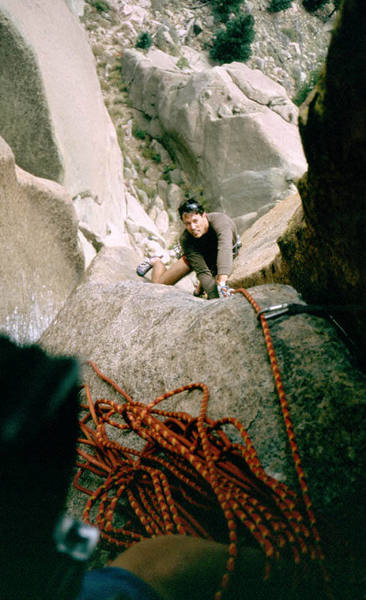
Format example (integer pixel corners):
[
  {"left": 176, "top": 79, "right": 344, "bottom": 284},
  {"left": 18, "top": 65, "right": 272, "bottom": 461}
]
[
  {"left": 178, "top": 198, "right": 205, "bottom": 219},
  {"left": 178, "top": 199, "right": 209, "bottom": 239}
]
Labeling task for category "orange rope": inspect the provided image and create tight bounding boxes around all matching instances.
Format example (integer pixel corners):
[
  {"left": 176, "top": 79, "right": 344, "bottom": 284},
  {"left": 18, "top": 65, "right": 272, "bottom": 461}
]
[
  {"left": 74, "top": 287, "right": 329, "bottom": 600},
  {"left": 233, "top": 289, "right": 326, "bottom": 564}
]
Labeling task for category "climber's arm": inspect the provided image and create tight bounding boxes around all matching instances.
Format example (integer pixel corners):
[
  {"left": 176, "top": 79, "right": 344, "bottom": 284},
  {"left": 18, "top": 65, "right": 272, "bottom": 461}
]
[{"left": 110, "top": 535, "right": 268, "bottom": 600}]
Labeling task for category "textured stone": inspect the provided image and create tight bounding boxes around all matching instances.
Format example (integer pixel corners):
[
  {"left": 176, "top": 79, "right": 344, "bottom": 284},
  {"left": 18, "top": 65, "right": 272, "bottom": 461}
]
[
  {"left": 121, "top": 48, "right": 307, "bottom": 216},
  {"left": 0, "top": 0, "right": 126, "bottom": 245},
  {"left": 229, "top": 193, "right": 301, "bottom": 289},
  {"left": 226, "top": 62, "right": 298, "bottom": 123},
  {"left": 81, "top": 246, "right": 141, "bottom": 286},
  {"left": 125, "top": 191, "right": 165, "bottom": 244},
  {"left": 233, "top": 212, "right": 258, "bottom": 235},
  {"left": 64, "top": 0, "right": 85, "bottom": 17},
  {"left": 167, "top": 183, "right": 184, "bottom": 212},
  {"left": 0, "top": 136, "right": 84, "bottom": 343},
  {"left": 40, "top": 273, "right": 366, "bottom": 539},
  {"left": 278, "top": 0, "right": 366, "bottom": 362}
]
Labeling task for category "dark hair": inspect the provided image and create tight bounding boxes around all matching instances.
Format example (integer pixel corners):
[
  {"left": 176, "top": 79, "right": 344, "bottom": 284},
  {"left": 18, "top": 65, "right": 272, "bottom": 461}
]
[{"left": 178, "top": 198, "right": 205, "bottom": 220}]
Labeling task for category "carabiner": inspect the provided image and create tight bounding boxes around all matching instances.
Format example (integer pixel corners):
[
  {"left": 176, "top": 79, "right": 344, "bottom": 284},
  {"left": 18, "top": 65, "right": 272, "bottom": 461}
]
[{"left": 257, "top": 303, "right": 291, "bottom": 320}]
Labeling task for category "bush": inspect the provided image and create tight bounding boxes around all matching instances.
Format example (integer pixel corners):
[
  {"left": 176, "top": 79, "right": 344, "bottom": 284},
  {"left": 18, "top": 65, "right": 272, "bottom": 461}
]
[
  {"left": 132, "top": 127, "right": 149, "bottom": 140},
  {"left": 211, "top": 0, "right": 244, "bottom": 23},
  {"left": 176, "top": 56, "right": 190, "bottom": 70},
  {"left": 210, "top": 14, "right": 255, "bottom": 64},
  {"left": 292, "top": 68, "right": 321, "bottom": 106},
  {"left": 91, "top": 0, "right": 110, "bottom": 11},
  {"left": 302, "top": 0, "right": 330, "bottom": 12},
  {"left": 268, "top": 0, "right": 293, "bottom": 12},
  {"left": 135, "top": 32, "right": 153, "bottom": 50}
]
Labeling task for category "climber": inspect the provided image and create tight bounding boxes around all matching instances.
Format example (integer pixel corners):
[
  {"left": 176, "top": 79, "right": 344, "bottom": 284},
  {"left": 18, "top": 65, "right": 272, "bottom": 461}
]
[{"left": 136, "top": 198, "right": 241, "bottom": 299}]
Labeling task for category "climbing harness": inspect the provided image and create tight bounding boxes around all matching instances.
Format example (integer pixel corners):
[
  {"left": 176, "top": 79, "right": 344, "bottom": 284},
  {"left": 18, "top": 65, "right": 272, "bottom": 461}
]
[{"left": 74, "top": 288, "right": 332, "bottom": 600}]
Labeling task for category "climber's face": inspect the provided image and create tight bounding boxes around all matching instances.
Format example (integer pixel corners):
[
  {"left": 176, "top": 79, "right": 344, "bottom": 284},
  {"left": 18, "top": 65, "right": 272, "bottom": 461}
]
[{"left": 182, "top": 212, "right": 209, "bottom": 238}]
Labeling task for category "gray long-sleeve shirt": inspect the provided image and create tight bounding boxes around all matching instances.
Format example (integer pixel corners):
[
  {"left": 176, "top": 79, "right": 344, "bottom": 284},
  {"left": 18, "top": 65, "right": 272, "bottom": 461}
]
[{"left": 180, "top": 212, "right": 237, "bottom": 298}]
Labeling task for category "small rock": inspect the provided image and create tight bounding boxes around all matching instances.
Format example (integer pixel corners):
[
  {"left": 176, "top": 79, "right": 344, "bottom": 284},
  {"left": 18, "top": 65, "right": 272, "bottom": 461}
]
[
  {"left": 150, "top": 139, "right": 171, "bottom": 162},
  {"left": 217, "top": 104, "right": 233, "bottom": 119},
  {"left": 169, "top": 168, "right": 184, "bottom": 185},
  {"left": 144, "top": 239, "right": 168, "bottom": 259},
  {"left": 254, "top": 56, "right": 265, "bottom": 70},
  {"left": 155, "top": 210, "right": 170, "bottom": 234},
  {"left": 158, "top": 179, "right": 169, "bottom": 202},
  {"left": 136, "top": 189, "right": 149, "bottom": 208},
  {"left": 167, "top": 183, "right": 184, "bottom": 210},
  {"left": 234, "top": 212, "right": 258, "bottom": 235}
]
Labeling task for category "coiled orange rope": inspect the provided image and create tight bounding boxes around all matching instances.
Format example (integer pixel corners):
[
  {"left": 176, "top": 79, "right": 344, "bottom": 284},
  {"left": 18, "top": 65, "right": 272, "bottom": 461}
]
[{"left": 74, "top": 288, "right": 329, "bottom": 600}]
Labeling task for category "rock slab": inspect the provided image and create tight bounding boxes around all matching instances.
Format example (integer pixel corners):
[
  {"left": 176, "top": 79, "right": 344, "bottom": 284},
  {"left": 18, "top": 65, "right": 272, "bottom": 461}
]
[
  {"left": 40, "top": 252, "right": 366, "bottom": 541},
  {"left": 0, "top": 0, "right": 126, "bottom": 244},
  {"left": 121, "top": 48, "right": 307, "bottom": 216},
  {"left": 0, "top": 136, "right": 84, "bottom": 343}
]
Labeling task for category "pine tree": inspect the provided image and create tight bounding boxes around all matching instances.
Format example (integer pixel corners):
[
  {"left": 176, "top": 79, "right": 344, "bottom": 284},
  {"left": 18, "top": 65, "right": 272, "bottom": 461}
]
[
  {"left": 210, "top": 14, "right": 255, "bottom": 64},
  {"left": 211, "top": 0, "right": 244, "bottom": 23},
  {"left": 135, "top": 32, "right": 153, "bottom": 50},
  {"left": 268, "top": 0, "right": 293, "bottom": 13},
  {"left": 302, "top": 0, "right": 330, "bottom": 12}
]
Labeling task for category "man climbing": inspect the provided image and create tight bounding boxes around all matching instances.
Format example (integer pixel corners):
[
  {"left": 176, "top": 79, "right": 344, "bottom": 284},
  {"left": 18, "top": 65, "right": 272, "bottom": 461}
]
[{"left": 136, "top": 199, "right": 241, "bottom": 299}]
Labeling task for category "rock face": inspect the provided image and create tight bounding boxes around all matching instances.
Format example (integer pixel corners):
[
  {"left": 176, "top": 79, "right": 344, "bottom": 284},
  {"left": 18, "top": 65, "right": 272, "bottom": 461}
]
[
  {"left": 121, "top": 49, "right": 307, "bottom": 216},
  {"left": 65, "top": 0, "right": 85, "bottom": 17},
  {"left": 278, "top": 0, "right": 366, "bottom": 361},
  {"left": 93, "top": 0, "right": 331, "bottom": 98},
  {"left": 0, "top": 137, "right": 84, "bottom": 343},
  {"left": 40, "top": 249, "right": 366, "bottom": 561},
  {"left": 81, "top": 245, "right": 141, "bottom": 287},
  {"left": 229, "top": 193, "right": 301, "bottom": 289},
  {"left": 0, "top": 0, "right": 126, "bottom": 246}
]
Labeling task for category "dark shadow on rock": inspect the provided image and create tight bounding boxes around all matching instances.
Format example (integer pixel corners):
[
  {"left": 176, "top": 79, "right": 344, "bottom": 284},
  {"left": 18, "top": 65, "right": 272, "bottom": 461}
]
[{"left": 278, "top": 0, "right": 366, "bottom": 364}]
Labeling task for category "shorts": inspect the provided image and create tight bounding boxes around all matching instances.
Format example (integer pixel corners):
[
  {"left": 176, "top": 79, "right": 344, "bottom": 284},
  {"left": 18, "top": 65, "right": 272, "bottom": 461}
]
[{"left": 77, "top": 567, "right": 162, "bottom": 600}]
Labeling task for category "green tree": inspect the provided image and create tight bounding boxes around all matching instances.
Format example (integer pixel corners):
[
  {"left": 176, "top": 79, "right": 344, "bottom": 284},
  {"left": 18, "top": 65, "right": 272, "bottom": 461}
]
[
  {"left": 135, "top": 32, "right": 153, "bottom": 50},
  {"left": 302, "top": 0, "right": 330, "bottom": 12},
  {"left": 210, "top": 14, "right": 255, "bottom": 64},
  {"left": 268, "top": 0, "right": 293, "bottom": 12},
  {"left": 211, "top": 0, "right": 244, "bottom": 23},
  {"left": 91, "top": 0, "right": 110, "bottom": 11}
]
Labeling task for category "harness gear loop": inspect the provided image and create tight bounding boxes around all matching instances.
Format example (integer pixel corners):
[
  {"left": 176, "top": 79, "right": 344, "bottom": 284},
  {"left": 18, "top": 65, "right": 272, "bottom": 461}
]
[{"left": 75, "top": 287, "right": 332, "bottom": 600}]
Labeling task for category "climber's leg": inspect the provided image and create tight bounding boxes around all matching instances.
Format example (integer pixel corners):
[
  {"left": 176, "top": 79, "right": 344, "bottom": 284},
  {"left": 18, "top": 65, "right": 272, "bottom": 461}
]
[{"left": 150, "top": 256, "right": 191, "bottom": 285}]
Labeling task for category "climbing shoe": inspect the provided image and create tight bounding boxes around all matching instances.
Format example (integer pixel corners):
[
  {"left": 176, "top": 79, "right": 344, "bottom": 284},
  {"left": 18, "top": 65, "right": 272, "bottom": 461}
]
[
  {"left": 136, "top": 258, "right": 153, "bottom": 277},
  {"left": 193, "top": 282, "right": 205, "bottom": 298}
]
